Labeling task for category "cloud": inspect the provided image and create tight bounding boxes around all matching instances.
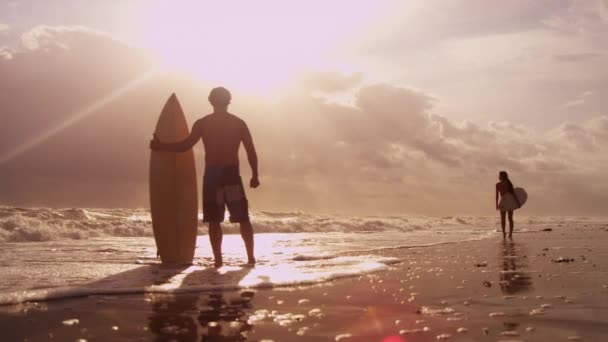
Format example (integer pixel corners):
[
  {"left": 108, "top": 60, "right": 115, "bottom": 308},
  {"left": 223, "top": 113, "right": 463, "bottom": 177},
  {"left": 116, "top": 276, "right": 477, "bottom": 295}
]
[
  {"left": 1, "top": 24, "right": 608, "bottom": 215},
  {"left": 361, "top": 0, "right": 566, "bottom": 54},
  {"left": 17, "top": 25, "right": 122, "bottom": 52},
  {"left": 256, "top": 78, "right": 608, "bottom": 214},
  {"left": 298, "top": 70, "right": 363, "bottom": 93},
  {"left": 340, "top": 0, "right": 608, "bottom": 131},
  {"left": 553, "top": 52, "right": 604, "bottom": 62},
  {"left": 0, "top": 23, "right": 9, "bottom": 33},
  {"left": 0, "top": 25, "right": 157, "bottom": 206},
  {"left": 562, "top": 90, "right": 594, "bottom": 107},
  {"left": 548, "top": 116, "right": 608, "bottom": 152},
  {"left": 7, "top": 2, "right": 20, "bottom": 10},
  {"left": 0, "top": 46, "right": 12, "bottom": 59},
  {"left": 543, "top": 0, "right": 608, "bottom": 37}
]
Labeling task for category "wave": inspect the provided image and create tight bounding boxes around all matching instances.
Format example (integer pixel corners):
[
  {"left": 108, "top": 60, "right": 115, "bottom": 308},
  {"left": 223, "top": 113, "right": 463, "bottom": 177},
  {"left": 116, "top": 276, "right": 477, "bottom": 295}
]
[
  {"left": 4, "top": 206, "right": 596, "bottom": 243},
  {"left": 0, "top": 207, "right": 153, "bottom": 242},
  {"left": 0, "top": 206, "right": 493, "bottom": 243}
]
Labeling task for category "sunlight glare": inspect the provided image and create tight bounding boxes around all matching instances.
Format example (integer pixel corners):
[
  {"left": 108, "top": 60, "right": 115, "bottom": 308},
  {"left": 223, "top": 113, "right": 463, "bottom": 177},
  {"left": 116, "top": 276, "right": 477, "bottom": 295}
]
[
  {"left": 0, "top": 70, "right": 156, "bottom": 164},
  {"left": 137, "top": 0, "right": 390, "bottom": 94}
]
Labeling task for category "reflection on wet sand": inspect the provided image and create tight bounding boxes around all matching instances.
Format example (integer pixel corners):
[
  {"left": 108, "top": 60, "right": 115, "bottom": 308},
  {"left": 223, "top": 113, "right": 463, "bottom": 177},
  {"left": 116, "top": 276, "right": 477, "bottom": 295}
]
[
  {"left": 149, "top": 293, "right": 199, "bottom": 341},
  {"left": 148, "top": 266, "right": 256, "bottom": 342},
  {"left": 499, "top": 239, "right": 533, "bottom": 294},
  {"left": 199, "top": 292, "right": 255, "bottom": 341},
  {"left": 148, "top": 291, "right": 255, "bottom": 342}
]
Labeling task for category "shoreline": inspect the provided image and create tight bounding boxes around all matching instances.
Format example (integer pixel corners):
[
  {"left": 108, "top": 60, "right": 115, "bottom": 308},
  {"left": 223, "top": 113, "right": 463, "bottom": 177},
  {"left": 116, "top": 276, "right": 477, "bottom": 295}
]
[
  {"left": 2, "top": 224, "right": 608, "bottom": 341},
  {"left": 0, "top": 231, "right": 497, "bottom": 306}
]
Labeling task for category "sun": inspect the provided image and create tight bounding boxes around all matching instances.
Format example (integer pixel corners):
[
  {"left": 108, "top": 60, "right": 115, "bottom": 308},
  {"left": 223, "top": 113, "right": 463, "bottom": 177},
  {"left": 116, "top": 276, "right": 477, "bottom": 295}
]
[{"left": 136, "top": 0, "right": 389, "bottom": 94}]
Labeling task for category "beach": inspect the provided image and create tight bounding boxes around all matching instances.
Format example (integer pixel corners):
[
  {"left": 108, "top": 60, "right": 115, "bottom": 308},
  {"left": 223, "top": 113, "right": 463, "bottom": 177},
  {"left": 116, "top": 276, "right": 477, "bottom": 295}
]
[
  {"left": 4, "top": 1, "right": 608, "bottom": 341},
  {"left": 1, "top": 211, "right": 607, "bottom": 341}
]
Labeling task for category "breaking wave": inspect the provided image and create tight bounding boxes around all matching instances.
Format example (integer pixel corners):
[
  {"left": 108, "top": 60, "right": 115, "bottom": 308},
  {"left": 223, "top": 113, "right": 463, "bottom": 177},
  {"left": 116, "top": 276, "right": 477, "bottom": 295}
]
[{"left": 0, "top": 206, "right": 492, "bottom": 243}]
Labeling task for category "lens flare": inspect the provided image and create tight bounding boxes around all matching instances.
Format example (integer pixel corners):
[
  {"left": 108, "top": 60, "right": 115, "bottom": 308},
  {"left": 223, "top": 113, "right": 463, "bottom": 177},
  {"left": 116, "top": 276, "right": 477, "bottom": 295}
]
[{"left": 0, "top": 69, "right": 157, "bottom": 164}]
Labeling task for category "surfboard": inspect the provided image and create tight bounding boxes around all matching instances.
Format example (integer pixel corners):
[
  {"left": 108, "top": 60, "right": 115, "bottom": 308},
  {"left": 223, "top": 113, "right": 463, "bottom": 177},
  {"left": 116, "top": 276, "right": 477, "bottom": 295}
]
[
  {"left": 149, "top": 94, "right": 198, "bottom": 264},
  {"left": 498, "top": 187, "right": 528, "bottom": 211}
]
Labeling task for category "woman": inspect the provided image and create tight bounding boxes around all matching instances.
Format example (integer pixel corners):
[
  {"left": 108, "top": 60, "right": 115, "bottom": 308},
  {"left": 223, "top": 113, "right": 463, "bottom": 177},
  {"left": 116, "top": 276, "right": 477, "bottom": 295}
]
[{"left": 496, "top": 171, "right": 521, "bottom": 238}]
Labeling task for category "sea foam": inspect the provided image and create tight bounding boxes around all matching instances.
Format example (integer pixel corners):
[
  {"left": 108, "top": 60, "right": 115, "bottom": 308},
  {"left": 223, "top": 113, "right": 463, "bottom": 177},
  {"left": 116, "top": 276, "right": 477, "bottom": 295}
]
[
  {"left": 2, "top": 206, "right": 600, "bottom": 305},
  {"left": 0, "top": 206, "right": 496, "bottom": 242}
]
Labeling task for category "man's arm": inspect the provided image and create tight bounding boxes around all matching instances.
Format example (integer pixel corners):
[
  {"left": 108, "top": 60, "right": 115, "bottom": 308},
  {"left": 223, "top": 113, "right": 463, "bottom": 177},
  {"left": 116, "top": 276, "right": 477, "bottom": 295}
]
[
  {"left": 241, "top": 122, "right": 259, "bottom": 188},
  {"left": 150, "top": 120, "right": 202, "bottom": 152}
]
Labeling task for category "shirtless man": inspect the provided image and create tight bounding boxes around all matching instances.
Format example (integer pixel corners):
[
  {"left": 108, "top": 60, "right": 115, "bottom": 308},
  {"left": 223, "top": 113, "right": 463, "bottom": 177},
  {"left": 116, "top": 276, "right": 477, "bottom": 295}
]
[{"left": 150, "top": 87, "right": 259, "bottom": 267}]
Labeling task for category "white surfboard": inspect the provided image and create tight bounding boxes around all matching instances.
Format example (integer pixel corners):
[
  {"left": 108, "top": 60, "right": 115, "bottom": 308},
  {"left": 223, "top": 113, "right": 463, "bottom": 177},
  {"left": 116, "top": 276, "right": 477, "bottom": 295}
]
[
  {"left": 149, "top": 94, "right": 198, "bottom": 264},
  {"left": 498, "top": 187, "right": 528, "bottom": 211}
]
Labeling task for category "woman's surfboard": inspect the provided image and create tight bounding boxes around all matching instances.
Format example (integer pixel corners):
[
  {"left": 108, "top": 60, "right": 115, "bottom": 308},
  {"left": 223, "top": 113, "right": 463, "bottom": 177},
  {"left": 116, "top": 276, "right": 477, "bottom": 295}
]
[
  {"left": 498, "top": 187, "right": 528, "bottom": 211},
  {"left": 149, "top": 94, "right": 198, "bottom": 264}
]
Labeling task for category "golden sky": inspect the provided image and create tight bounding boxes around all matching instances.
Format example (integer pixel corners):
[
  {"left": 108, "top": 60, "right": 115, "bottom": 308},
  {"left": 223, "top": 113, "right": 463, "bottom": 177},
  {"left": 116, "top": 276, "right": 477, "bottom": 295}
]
[{"left": 1, "top": 0, "right": 608, "bottom": 215}]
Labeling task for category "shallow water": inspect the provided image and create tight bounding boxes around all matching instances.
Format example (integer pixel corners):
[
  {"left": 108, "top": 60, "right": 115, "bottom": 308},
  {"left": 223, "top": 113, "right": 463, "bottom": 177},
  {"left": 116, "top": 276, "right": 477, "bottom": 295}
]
[{"left": 0, "top": 206, "right": 600, "bottom": 304}]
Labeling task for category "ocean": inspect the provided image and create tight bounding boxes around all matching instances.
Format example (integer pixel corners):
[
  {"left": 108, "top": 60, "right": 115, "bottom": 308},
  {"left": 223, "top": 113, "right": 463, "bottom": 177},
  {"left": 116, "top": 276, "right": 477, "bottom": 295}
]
[{"left": 0, "top": 206, "right": 595, "bottom": 306}]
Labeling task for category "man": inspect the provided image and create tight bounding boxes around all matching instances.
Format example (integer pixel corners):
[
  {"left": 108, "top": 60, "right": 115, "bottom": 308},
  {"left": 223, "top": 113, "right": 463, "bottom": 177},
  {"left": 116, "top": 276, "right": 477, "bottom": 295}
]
[{"left": 150, "top": 87, "right": 259, "bottom": 267}]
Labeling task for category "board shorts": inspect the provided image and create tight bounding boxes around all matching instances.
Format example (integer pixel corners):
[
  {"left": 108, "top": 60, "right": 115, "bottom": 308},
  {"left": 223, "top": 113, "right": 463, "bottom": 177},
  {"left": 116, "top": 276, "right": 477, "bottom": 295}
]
[{"left": 202, "top": 166, "right": 249, "bottom": 223}]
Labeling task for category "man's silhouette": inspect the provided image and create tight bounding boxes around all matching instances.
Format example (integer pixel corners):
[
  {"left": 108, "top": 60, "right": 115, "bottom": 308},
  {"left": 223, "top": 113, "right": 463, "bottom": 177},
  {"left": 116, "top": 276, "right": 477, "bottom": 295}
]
[{"left": 150, "top": 87, "right": 258, "bottom": 267}]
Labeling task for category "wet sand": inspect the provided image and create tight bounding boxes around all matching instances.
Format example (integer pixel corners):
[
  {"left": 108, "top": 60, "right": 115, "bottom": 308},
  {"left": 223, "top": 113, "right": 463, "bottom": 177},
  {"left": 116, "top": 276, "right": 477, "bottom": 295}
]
[{"left": 2, "top": 223, "right": 608, "bottom": 341}]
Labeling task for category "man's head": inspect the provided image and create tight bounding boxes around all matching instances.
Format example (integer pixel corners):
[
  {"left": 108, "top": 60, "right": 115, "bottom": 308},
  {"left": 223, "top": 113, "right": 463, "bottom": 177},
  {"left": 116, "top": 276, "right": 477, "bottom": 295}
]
[{"left": 208, "top": 87, "right": 231, "bottom": 108}]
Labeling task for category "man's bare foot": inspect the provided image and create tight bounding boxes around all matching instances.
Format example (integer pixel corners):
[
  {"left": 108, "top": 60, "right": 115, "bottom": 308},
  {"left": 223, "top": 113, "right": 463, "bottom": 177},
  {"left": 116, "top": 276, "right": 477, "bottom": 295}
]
[
  {"left": 508, "top": 233, "right": 513, "bottom": 239},
  {"left": 247, "top": 258, "right": 256, "bottom": 265},
  {"left": 214, "top": 260, "right": 223, "bottom": 268}
]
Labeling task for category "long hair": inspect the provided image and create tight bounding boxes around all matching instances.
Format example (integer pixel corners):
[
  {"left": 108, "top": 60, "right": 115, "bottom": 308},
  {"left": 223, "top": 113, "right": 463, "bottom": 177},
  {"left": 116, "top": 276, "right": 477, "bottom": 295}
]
[{"left": 499, "top": 170, "right": 515, "bottom": 194}]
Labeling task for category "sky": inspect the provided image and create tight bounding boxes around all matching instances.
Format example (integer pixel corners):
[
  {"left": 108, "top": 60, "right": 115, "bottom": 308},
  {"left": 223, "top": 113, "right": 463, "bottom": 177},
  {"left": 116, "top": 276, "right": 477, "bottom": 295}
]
[{"left": 1, "top": 0, "right": 608, "bottom": 215}]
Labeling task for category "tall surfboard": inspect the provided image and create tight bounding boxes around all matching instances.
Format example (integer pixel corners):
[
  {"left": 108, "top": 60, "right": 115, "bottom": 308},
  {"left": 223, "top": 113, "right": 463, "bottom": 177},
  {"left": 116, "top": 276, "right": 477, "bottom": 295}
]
[{"left": 149, "top": 94, "right": 198, "bottom": 264}]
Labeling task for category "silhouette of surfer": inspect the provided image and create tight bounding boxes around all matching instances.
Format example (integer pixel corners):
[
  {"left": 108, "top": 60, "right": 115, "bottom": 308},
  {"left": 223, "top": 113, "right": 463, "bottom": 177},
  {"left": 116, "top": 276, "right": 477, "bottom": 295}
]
[
  {"left": 495, "top": 171, "right": 521, "bottom": 239},
  {"left": 151, "top": 87, "right": 259, "bottom": 267}
]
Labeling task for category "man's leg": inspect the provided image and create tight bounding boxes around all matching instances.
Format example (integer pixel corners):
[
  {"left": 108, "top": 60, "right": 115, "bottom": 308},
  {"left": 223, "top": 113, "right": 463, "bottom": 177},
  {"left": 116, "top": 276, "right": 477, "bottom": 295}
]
[
  {"left": 209, "top": 222, "right": 223, "bottom": 267},
  {"left": 500, "top": 211, "right": 506, "bottom": 238},
  {"left": 239, "top": 221, "right": 255, "bottom": 264},
  {"left": 508, "top": 211, "right": 514, "bottom": 238}
]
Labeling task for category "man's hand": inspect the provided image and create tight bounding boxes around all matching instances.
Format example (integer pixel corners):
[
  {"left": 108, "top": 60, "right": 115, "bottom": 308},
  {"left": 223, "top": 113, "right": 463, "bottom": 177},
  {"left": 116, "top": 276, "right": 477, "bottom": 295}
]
[
  {"left": 150, "top": 134, "right": 161, "bottom": 151},
  {"left": 250, "top": 176, "right": 260, "bottom": 189}
]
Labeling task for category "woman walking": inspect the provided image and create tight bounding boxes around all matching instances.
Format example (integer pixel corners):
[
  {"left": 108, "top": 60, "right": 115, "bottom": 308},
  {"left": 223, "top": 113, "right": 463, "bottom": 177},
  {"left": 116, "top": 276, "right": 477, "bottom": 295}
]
[{"left": 496, "top": 171, "right": 521, "bottom": 238}]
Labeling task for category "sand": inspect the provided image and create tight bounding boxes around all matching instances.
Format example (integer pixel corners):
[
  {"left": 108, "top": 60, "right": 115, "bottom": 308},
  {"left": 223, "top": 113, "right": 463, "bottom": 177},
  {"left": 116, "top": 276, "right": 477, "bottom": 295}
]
[{"left": 1, "top": 223, "right": 607, "bottom": 341}]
